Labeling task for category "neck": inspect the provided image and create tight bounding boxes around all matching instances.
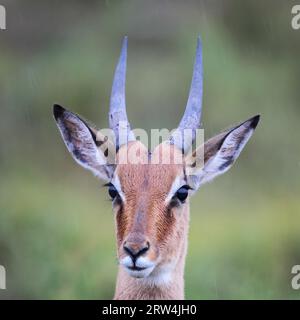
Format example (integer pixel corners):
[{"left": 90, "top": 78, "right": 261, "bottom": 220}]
[{"left": 114, "top": 205, "right": 189, "bottom": 300}]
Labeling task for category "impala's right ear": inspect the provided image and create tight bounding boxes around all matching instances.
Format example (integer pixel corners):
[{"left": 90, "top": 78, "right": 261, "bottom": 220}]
[
  {"left": 186, "top": 115, "right": 260, "bottom": 191},
  {"left": 53, "top": 104, "right": 115, "bottom": 182}
]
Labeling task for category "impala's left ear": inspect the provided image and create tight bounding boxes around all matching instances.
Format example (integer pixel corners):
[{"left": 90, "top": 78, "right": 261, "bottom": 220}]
[
  {"left": 186, "top": 115, "right": 260, "bottom": 190},
  {"left": 53, "top": 104, "right": 115, "bottom": 182}
]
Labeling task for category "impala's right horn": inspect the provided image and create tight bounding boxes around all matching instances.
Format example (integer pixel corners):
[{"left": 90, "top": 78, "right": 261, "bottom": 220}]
[
  {"left": 169, "top": 37, "right": 203, "bottom": 153},
  {"left": 109, "top": 36, "right": 135, "bottom": 149}
]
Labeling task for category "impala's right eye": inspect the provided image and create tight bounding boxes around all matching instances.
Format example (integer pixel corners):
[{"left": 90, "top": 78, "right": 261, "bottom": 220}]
[
  {"left": 175, "top": 186, "right": 189, "bottom": 203},
  {"left": 108, "top": 184, "right": 119, "bottom": 200},
  {"left": 170, "top": 185, "right": 191, "bottom": 206}
]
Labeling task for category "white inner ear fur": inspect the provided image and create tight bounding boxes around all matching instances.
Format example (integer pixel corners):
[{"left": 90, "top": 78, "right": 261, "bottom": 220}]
[
  {"left": 187, "top": 121, "right": 256, "bottom": 190},
  {"left": 56, "top": 111, "right": 113, "bottom": 182}
]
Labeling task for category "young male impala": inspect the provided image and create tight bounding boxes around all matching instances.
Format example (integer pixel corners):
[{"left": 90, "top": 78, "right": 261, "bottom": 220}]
[{"left": 53, "top": 37, "right": 260, "bottom": 300}]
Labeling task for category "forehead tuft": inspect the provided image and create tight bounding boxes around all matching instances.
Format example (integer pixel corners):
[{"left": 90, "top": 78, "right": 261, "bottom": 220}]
[
  {"left": 116, "top": 141, "right": 149, "bottom": 165},
  {"left": 152, "top": 142, "right": 183, "bottom": 165},
  {"left": 115, "top": 143, "right": 184, "bottom": 197}
]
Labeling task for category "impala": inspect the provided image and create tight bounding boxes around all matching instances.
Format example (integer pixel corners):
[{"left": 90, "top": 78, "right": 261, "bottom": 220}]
[{"left": 53, "top": 37, "right": 260, "bottom": 300}]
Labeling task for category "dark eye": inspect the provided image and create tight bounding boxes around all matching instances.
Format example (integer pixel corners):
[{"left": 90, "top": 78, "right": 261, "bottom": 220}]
[
  {"left": 108, "top": 184, "right": 119, "bottom": 200},
  {"left": 174, "top": 185, "right": 190, "bottom": 203}
]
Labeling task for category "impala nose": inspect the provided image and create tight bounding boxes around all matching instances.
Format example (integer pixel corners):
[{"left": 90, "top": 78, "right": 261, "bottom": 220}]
[{"left": 123, "top": 241, "right": 150, "bottom": 261}]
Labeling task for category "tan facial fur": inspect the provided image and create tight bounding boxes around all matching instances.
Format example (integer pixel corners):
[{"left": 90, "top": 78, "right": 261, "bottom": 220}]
[{"left": 112, "top": 142, "right": 189, "bottom": 284}]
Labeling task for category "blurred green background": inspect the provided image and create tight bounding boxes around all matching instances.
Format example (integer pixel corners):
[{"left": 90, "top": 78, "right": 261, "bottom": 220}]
[{"left": 0, "top": 0, "right": 299, "bottom": 299}]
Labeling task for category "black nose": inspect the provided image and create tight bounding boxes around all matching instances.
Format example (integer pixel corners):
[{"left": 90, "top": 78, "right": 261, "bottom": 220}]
[{"left": 123, "top": 241, "right": 150, "bottom": 260}]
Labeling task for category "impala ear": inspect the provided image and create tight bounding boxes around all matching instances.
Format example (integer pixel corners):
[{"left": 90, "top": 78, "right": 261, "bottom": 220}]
[
  {"left": 186, "top": 115, "right": 260, "bottom": 190},
  {"left": 53, "top": 104, "right": 115, "bottom": 182}
]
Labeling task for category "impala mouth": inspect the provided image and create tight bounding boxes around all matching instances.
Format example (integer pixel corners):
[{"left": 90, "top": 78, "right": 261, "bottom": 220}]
[
  {"left": 128, "top": 265, "right": 146, "bottom": 271},
  {"left": 125, "top": 265, "right": 155, "bottom": 278},
  {"left": 120, "top": 256, "right": 156, "bottom": 278}
]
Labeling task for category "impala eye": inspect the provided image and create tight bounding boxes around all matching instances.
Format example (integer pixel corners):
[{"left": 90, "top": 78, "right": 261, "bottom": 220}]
[
  {"left": 108, "top": 184, "right": 119, "bottom": 200},
  {"left": 174, "top": 185, "right": 190, "bottom": 203}
]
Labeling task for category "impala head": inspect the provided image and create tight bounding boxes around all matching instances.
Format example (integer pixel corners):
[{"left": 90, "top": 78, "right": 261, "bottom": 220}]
[{"left": 54, "top": 37, "right": 260, "bottom": 281}]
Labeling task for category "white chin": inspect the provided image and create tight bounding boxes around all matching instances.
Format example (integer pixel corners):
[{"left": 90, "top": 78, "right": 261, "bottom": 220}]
[{"left": 125, "top": 266, "right": 155, "bottom": 278}]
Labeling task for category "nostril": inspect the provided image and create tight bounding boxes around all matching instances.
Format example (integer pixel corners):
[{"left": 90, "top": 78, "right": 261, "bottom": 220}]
[
  {"left": 138, "top": 243, "right": 149, "bottom": 257},
  {"left": 123, "top": 243, "right": 135, "bottom": 258},
  {"left": 139, "top": 241, "right": 150, "bottom": 255},
  {"left": 123, "top": 241, "right": 150, "bottom": 259}
]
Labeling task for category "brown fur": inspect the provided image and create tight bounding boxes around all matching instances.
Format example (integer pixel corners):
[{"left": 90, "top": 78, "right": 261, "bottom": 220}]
[{"left": 113, "top": 142, "right": 189, "bottom": 299}]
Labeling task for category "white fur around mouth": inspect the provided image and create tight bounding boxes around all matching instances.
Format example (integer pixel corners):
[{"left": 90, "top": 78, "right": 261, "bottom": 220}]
[
  {"left": 120, "top": 256, "right": 156, "bottom": 278},
  {"left": 125, "top": 265, "right": 155, "bottom": 278}
]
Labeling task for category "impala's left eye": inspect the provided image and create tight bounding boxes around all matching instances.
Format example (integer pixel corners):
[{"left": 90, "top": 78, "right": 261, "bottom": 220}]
[
  {"left": 108, "top": 184, "right": 119, "bottom": 200},
  {"left": 174, "top": 185, "right": 190, "bottom": 203}
]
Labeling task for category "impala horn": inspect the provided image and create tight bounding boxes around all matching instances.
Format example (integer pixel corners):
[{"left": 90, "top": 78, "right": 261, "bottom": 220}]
[
  {"left": 109, "top": 36, "right": 135, "bottom": 149},
  {"left": 169, "top": 37, "right": 203, "bottom": 153}
]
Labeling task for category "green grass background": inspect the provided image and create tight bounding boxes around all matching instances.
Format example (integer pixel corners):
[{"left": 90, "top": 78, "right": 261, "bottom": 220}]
[{"left": 0, "top": 0, "right": 299, "bottom": 299}]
